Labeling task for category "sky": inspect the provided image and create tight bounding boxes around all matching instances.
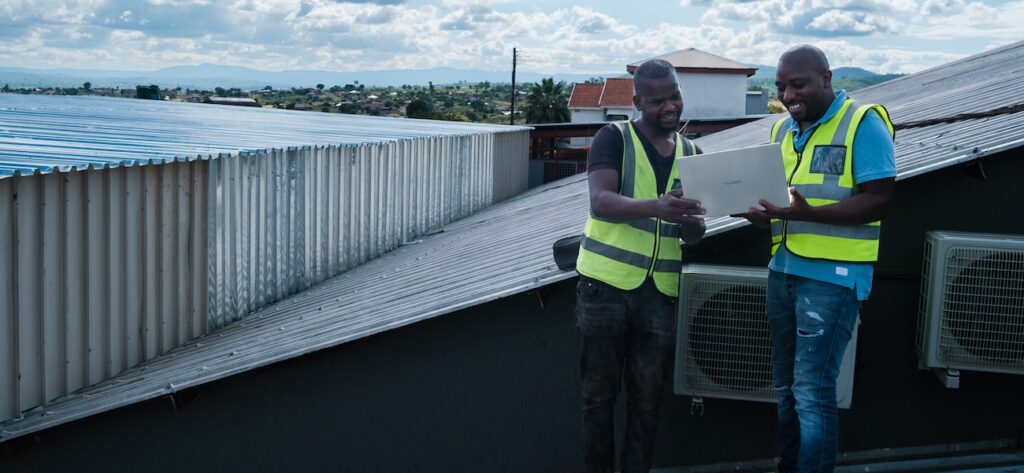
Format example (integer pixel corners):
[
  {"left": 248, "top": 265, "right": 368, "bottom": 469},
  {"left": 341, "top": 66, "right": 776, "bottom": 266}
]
[{"left": 0, "top": 0, "right": 1021, "bottom": 75}]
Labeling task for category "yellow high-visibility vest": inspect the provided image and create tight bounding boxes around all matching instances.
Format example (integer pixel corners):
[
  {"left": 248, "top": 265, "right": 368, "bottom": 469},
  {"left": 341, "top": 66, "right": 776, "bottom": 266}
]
[
  {"left": 768, "top": 99, "right": 894, "bottom": 262},
  {"left": 576, "top": 121, "right": 697, "bottom": 297}
]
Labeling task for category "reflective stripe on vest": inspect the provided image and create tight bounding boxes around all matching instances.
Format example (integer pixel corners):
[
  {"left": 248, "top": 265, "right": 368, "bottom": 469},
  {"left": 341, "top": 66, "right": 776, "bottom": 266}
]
[
  {"left": 767, "top": 100, "right": 894, "bottom": 262},
  {"left": 576, "top": 121, "right": 696, "bottom": 297}
]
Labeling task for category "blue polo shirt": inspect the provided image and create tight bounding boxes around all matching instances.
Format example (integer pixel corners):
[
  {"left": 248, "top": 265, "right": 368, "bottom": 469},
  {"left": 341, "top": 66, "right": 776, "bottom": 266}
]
[{"left": 769, "top": 90, "right": 896, "bottom": 300}]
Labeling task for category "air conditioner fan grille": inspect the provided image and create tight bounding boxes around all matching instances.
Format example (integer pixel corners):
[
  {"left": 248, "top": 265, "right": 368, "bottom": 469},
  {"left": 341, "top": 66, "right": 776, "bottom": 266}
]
[
  {"left": 683, "top": 280, "right": 774, "bottom": 398},
  {"left": 939, "top": 248, "right": 1024, "bottom": 367}
]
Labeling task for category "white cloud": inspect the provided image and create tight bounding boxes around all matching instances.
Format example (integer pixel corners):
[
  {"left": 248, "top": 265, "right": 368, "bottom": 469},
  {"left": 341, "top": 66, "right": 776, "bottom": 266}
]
[
  {"left": 568, "top": 6, "right": 621, "bottom": 34},
  {"left": 920, "top": 0, "right": 964, "bottom": 14},
  {"left": 0, "top": 0, "right": 1014, "bottom": 77},
  {"left": 806, "top": 9, "right": 898, "bottom": 34},
  {"left": 808, "top": 0, "right": 916, "bottom": 12},
  {"left": 910, "top": 0, "right": 1023, "bottom": 40},
  {"left": 698, "top": 0, "right": 909, "bottom": 36}
]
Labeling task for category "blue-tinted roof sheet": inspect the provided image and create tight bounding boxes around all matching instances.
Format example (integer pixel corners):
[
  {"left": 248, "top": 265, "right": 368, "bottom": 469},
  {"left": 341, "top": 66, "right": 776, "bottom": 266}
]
[{"left": 0, "top": 94, "right": 528, "bottom": 178}]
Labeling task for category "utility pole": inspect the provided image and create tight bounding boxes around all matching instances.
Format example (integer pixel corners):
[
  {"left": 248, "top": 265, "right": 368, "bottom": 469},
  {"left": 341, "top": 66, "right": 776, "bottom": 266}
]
[{"left": 510, "top": 48, "right": 517, "bottom": 126}]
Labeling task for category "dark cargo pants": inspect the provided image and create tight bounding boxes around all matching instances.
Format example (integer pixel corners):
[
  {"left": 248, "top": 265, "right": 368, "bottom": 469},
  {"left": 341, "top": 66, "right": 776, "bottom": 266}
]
[{"left": 576, "top": 275, "right": 677, "bottom": 473}]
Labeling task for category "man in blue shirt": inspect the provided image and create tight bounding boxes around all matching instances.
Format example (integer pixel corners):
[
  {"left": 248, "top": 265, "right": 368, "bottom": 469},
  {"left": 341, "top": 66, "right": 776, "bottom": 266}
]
[{"left": 740, "top": 45, "right": 896, "bottom": 473}]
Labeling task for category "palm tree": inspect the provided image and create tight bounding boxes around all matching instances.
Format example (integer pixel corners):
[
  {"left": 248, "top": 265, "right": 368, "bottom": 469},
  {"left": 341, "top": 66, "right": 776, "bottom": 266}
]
[{"left": 524, "top": 78, "right": 570, "bottom": 124}]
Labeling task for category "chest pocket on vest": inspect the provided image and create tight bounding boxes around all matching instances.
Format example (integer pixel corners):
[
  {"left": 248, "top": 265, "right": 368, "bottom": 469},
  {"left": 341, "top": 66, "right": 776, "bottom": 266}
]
[{"left": 810, "top": 145, "right": 846, "bottom": 175}]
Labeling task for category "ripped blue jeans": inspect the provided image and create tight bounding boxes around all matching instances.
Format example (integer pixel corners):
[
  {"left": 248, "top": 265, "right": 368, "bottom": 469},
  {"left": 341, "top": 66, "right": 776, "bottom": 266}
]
[{"left": 766, "top": 271, "right": 859, "bottom": 473}]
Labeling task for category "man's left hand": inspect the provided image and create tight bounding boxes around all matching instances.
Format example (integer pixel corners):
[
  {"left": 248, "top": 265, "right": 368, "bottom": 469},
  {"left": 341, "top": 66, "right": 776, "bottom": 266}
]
[{"left": 759, "top": 187, "right": 813, "bottom": 221}]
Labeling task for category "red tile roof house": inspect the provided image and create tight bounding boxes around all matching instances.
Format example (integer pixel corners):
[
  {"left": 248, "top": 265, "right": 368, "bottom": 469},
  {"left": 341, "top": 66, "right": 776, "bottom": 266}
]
[{"left": 567, "top": 78, "right": 635, "bottom": 124}]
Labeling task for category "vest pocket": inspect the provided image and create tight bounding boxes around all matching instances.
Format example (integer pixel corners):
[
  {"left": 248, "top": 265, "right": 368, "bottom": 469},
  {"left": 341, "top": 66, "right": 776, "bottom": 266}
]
[{"left": 809, "top": 145, "right": 846, "bottom": 175}]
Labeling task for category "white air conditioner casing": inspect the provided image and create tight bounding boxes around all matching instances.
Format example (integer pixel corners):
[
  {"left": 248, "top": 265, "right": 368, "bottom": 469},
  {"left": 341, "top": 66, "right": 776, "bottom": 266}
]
[
  {"left": 917, "top": 231, "right": 1024, "bottom": 375},
  {"left": 674, "top": 264, "right": 858, "bottom": 409}
]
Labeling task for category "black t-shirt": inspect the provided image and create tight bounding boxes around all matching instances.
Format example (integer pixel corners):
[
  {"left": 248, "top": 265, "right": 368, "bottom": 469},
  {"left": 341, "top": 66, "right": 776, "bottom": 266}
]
[{"left": 587, "top": 122, "right": 703, "bottom": 192}]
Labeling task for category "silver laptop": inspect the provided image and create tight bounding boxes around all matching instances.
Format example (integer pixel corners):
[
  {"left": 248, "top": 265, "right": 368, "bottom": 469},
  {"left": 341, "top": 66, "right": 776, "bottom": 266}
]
[{"left": 676, "top": 143, "right": 790, "bottom": 218}]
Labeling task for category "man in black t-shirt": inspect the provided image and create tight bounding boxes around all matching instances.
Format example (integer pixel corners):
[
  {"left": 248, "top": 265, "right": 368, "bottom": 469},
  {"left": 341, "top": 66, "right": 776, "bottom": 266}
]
[
  {"left": 575, "top": 59, "right": 705, "bottom": 473},
  {"left": 587, "top": 124, "right": 703, "bottom": 192}
]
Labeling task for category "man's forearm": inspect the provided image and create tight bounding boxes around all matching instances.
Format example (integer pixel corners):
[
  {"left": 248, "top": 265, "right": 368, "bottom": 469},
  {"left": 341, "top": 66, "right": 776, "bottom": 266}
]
[
  {"left": 797, "top": 192, "right": 892, "bottom": 225},
  {"left": 591, "top": 190, "right": 657, "bottom": 222}
]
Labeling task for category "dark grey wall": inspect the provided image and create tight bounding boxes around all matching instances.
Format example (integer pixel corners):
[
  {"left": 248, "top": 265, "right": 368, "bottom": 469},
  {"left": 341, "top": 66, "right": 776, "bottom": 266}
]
[
  {"left": 2, "top": 150, "right": 1023, "bottom": 472},
  {"left": 1, "top": 283, "right": 588, "bottom": 473}
]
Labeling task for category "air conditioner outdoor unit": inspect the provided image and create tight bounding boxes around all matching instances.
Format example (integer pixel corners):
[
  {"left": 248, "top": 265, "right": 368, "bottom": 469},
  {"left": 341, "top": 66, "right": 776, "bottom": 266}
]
[
  {"left": 674, "top": 264, "right": 858, "bottom": 409},
  {"left": 917, "top": 231, "right": 1024, "bottom": 378}
]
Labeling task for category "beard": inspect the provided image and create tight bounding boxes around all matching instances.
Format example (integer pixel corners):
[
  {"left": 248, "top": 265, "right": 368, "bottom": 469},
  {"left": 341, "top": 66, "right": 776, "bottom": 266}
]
[{"left": 654, "top": 110, "right": 681, "bottom": 132}]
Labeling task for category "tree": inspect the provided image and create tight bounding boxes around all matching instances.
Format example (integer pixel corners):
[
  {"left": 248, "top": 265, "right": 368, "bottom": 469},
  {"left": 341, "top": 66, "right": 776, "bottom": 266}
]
[
  {"left": 524, "top": 78, "right": 570, "bottom": 124},
  {"left": 585, "top": 77, "right": 604, "bottom": 84},
  {"left": 2, "top": 84, "right": 9, "bottom": 93},
  {"left": 83, "top": 81, "right": 91, "bottom": 91},
  {"left": 406, "top": 99, "right": 433, "bottom": 119},
  {"left": 316, "top": 83, "right": 325, "bottom": 91}
]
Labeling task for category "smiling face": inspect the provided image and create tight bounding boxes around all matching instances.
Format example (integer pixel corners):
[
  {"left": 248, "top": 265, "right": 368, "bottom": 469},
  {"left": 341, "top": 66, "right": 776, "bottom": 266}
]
[
  {"left": 775, "top": 47, "right": 834, "bottom": 127},
  {"left": 633, "top": 74, "right": 684, "bottom": 134}
]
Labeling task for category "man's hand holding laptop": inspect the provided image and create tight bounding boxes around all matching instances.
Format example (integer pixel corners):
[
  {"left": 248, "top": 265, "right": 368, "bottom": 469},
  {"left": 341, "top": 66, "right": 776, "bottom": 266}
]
[
  {"left": 735, "top": 187, "right": 809, "bottom": 226},
  {"left": 656, "top": 189, "right": 706, "bottom": 225}
]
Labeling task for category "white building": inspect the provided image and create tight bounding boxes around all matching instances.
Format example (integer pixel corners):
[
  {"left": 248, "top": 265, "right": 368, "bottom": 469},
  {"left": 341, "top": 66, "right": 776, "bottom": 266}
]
[{"left": 569, "top": 48, "right": 760, "bottom": 125}]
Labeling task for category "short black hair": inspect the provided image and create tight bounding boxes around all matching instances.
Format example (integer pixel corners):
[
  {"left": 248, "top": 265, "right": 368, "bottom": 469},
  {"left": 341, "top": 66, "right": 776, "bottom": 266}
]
[
  {"left": 778, "top": 44, "right": 830, "bottom": 74},
  {"left": 633, "top": 59, "right": 675, "bottom": 95}
]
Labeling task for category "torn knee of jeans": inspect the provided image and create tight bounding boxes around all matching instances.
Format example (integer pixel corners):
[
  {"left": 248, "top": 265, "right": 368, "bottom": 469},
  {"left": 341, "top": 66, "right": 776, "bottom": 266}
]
[
  {"left": 774, "top": 384, "right": 791, "bottom": 394},
  {"left": 797, "top": 327, "right": 825, "bottom": 337}
]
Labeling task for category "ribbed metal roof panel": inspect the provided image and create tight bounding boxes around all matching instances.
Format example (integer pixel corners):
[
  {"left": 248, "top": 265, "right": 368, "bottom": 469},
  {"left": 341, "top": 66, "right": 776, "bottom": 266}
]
[{"left": 0, "top": 94, "right": 529, "bottom": 178}]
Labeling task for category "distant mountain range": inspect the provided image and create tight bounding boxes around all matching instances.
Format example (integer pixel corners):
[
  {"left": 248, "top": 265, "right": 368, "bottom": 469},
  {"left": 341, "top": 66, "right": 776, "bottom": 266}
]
[
  {"left": 748, "top": 65, "right": 903, "bottom": 91},
  {"left": 751, "top": 64, "right": 886, "bottom": 79},
  {"left": 0, "top": 64, "right": 621, "bottom": 90}
]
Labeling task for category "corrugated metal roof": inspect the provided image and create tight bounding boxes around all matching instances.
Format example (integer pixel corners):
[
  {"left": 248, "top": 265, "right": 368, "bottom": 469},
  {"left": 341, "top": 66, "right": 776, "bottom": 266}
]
[
  {"left": 0, "top": 94, "right": 529, "bottom": 178},
  {"left": 3, "top": 40, "right": 1023, "bottom": 441},
  {"left": 0, "top": 173, "right": 745, "bottom": 441}
]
